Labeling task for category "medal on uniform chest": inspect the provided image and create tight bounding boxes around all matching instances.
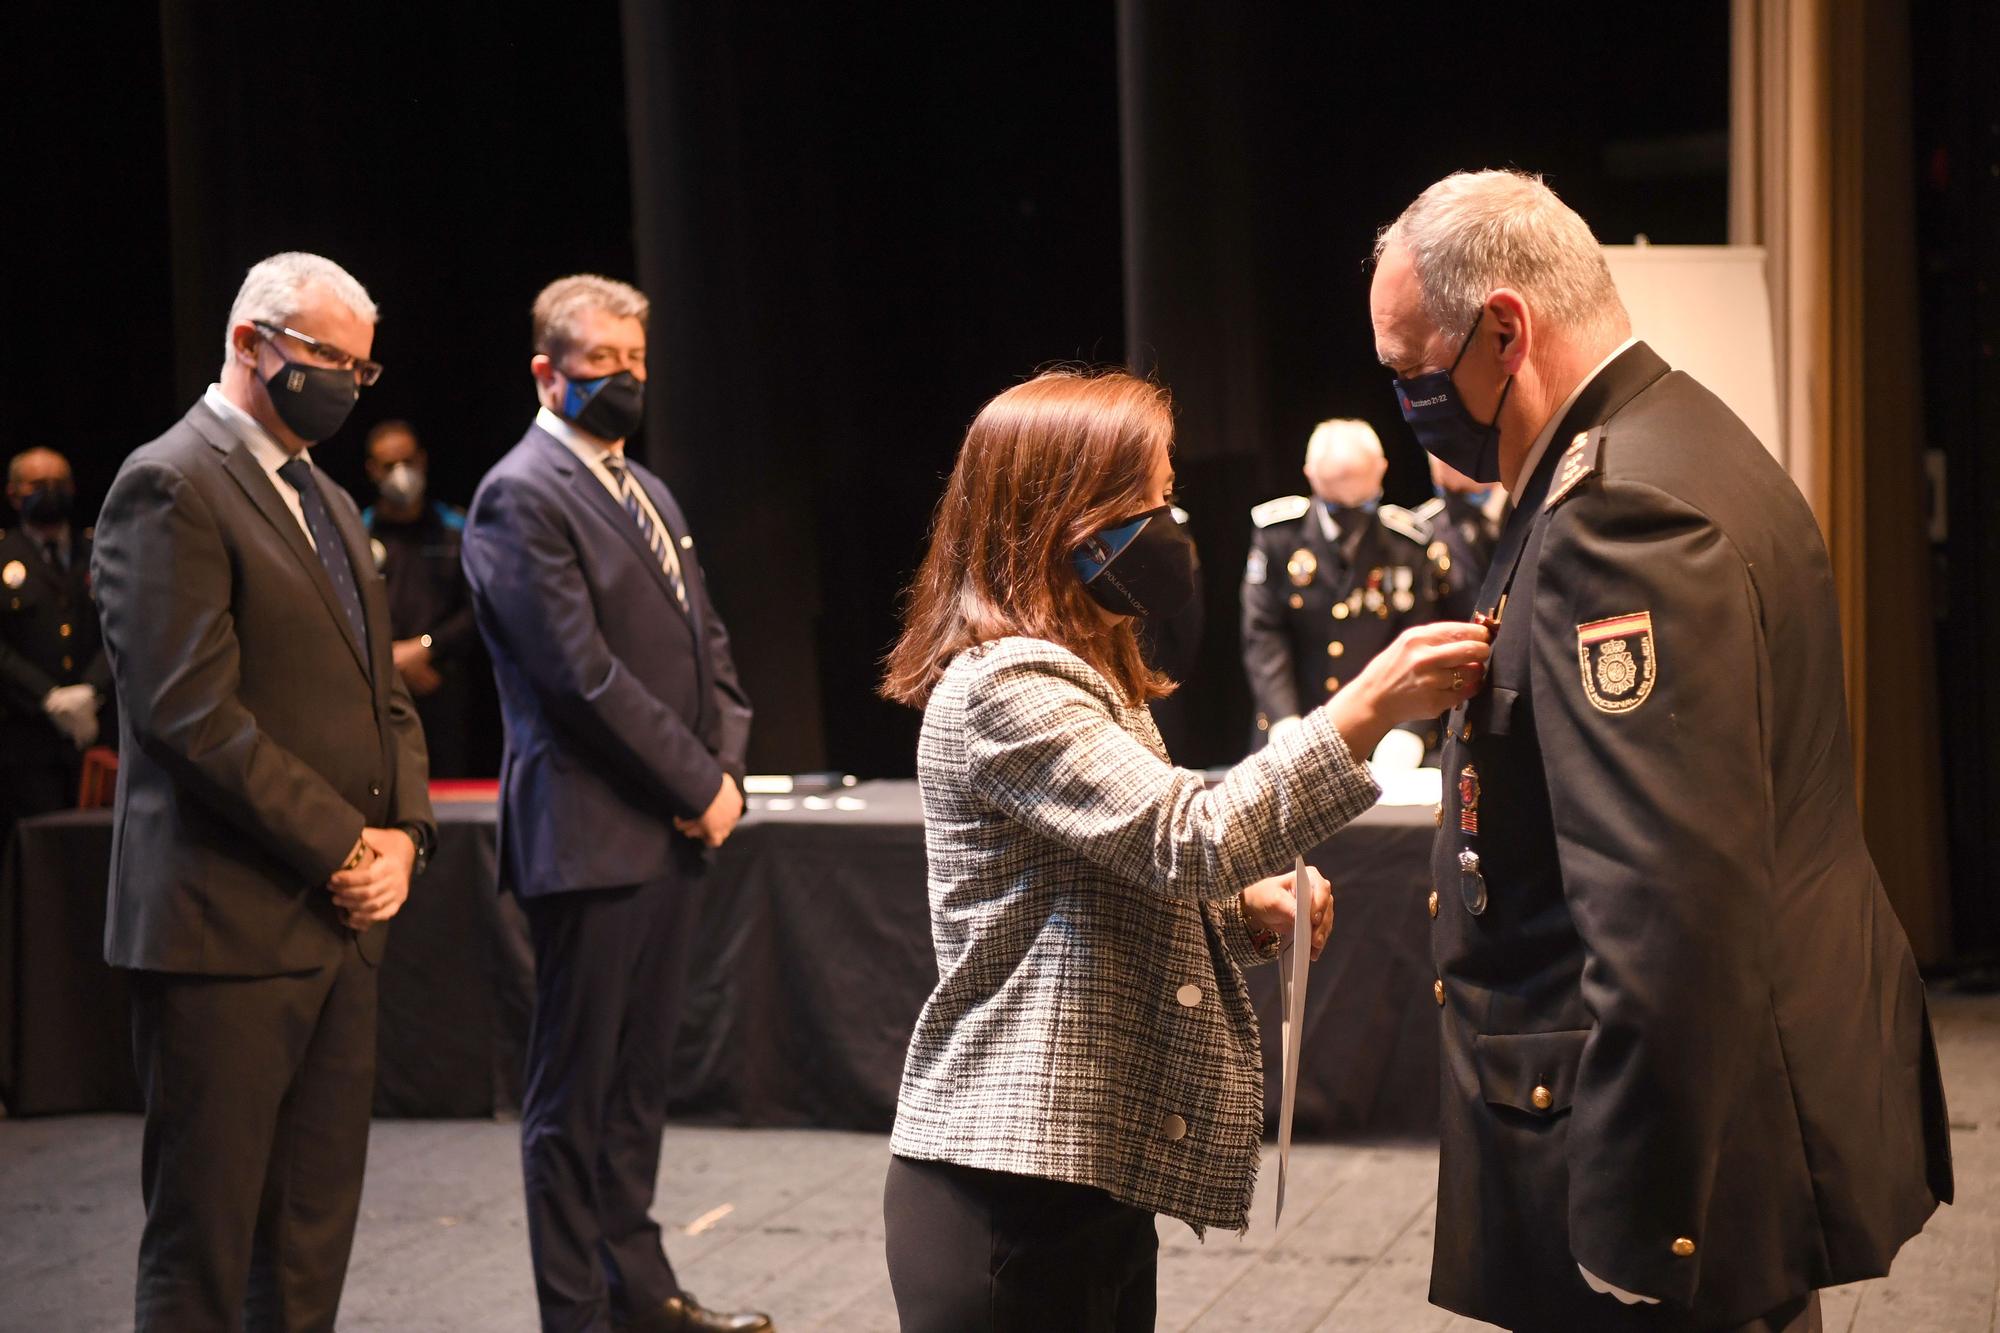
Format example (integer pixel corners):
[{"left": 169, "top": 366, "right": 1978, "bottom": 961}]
[
  {"left": 1391, "top": 566, "right": 1415, "bottom": 613},
  {"left": 1458, "top": 847, "right": 1488, "bottom": 916},
  {"left": 1287, "top": 547, "right": 1317, "bottom": 587},
  {"left": 1, "top": 560, "right": 23, "bottom": 590},
  {"left": 1363, "top": 568, "right": 1383, "bottom": 614},
  {"left": 1457, "top": 764, "right": 1480, "bottom": 835}
]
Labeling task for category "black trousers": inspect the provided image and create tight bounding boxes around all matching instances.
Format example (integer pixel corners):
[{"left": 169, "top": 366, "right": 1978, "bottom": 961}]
[
  {"left": 129, "top": 942, "right": 377, "bottom": 1333},
  {"left": 883, "top": 1154, "right": 1159, "bottom": 1333},
  {"left": 520, "top": 875, "right": 703, "bottom": 1333}
]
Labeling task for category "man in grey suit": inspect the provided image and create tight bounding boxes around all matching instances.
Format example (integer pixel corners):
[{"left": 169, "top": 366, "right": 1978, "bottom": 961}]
[{"left": 93, "top": 252, "right": 435, "bottom": 1332}]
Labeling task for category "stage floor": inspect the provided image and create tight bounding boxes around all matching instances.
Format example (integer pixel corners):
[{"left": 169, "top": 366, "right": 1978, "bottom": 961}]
[{"left": 3, "top": 990, "right": 1993, "bottom": 1332}]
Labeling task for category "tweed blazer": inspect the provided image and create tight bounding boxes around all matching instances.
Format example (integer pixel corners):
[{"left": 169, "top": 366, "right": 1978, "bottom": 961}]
[{"left": 890, "top": 636, "right": 1380, "bottom": 1232}]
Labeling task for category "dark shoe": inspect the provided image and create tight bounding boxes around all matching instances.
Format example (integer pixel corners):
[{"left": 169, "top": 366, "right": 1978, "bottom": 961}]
[{"left": 624, "top": 1293, "right": 774, "bottom": 1333}]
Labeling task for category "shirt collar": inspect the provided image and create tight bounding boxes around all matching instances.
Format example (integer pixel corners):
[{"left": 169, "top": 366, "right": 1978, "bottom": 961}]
[
  {"left": 204, "top": 383, "right": 311, "bottom": 474},
  {"left": 1510, "top": 336, "right": 1638, "bottom": 494},
  {"left": 536, "top": 405, "right": 626, "bottom": 469}
]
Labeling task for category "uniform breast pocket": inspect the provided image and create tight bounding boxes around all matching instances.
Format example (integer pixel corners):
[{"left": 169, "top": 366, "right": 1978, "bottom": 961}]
[
  {"left": 1466, "top": 685, "right": 1521, "bottom": 739},
  {"left": 1473, "top": 1027, "right": 1587, "bottom": 1118}
]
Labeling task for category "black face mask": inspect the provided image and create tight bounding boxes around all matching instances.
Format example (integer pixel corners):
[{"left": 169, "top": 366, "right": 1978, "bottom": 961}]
[
  {"left": 18, "top": 484, "right": 75, "bottom": 526},
  {"left": 262, "top": 353, "right": 360, "bottom": 442},
  {"left": 560, "top": 369, "right": 646, "bottom": 442},
  {"left": 1071, "top": 505, "right": 1198, "bottom": 620}
]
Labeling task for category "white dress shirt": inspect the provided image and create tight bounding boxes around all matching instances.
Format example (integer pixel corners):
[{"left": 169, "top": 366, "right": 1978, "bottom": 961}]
[{"left": 204, "top": 384, "right": 318, "bottom": 551}]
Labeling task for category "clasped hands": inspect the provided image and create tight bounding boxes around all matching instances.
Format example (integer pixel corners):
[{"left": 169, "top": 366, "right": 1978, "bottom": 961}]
[
  {"left": 1241, "top": 864, "right": 1334, "bottom": 960},
  {"left": 326, "top": 827, "right": 416, "bottom": 932},
  {"left": 673, "top": 772, "right": 745, "bottom": 848},
  {"left": 42, "top": 683, "right": 99, "bottom": 749}
]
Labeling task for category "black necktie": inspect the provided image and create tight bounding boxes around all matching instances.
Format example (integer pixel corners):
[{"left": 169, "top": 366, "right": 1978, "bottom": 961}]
[
  {"left": 41, "top": 539, "right": 62, "bottom": 573},
  {"left": 276, "top": 456, "right": 370, "bottom": 655}
]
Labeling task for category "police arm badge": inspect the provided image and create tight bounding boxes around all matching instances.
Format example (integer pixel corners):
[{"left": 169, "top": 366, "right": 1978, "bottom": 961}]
[{"left": 1575, "top": 611, "right": 1657, "bottom": 713}]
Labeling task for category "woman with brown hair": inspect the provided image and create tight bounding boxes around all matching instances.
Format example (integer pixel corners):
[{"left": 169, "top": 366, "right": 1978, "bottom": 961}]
[{"left": 879, "top": 368, "right": 1489, "bottom": 1330}]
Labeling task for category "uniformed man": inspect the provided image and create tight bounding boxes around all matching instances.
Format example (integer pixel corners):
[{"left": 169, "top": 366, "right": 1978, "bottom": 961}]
[
  {"left": 1, "top": 446, "right": 111, "bottom": 843},
  {"left": 1372, "top": 169, "right": 1951, "bottom": 1331},
  {"left": 1240, "top": 417, "right": 1439, "bottom": 752},
  {"left": 1413, "top": 456, "right": 1505, "bottom": 622},
  {"left": 361, "top": 419, "right": 479, "bottom": 777}
]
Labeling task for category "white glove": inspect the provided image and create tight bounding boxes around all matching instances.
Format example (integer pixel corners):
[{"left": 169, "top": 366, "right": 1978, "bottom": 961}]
[
  {"left": 42, "top": 683, "right": 100, "bottom": 749},
  {"left": 1579, "top": 1263, "right": 1660, "bottom": 1305},
  {"left": 1268, "top": 715, "right": 1303, "bottom": 742},
  {"left": 1369, "top": 727, "right": 1425, "bottom": 771}
]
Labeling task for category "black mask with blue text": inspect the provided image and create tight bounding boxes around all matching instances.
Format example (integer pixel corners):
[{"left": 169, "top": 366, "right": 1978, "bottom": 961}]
[
  {"left": 1393, "top": 316, "right": 1513, "bottom": 484},
  {"left": 1072, "top": 505, "right": 1197, "bottom": 620}
]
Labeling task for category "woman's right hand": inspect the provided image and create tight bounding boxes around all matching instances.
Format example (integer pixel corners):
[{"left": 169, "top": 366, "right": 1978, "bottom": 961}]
[{"left": 1327, "top": 621, "right": 1491, "bottom": 760}]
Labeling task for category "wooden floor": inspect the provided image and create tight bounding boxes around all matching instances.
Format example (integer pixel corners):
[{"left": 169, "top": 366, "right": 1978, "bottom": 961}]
[{"left": 3, "top": 991, "right": 1994, "bottom": 1332}]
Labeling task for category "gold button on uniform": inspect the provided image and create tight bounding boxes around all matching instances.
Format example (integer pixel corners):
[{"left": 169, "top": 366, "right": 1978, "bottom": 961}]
[
  {"left": 1427, "top": 891, "right": 1438, "bottom": 918},
  {"left": 1531, "top": 1085, "right": 1553, "bottom": 1110},
  {"left": 1327, "top": 641, "right": 1344, "bottom": 658},
  {"left": 1332, "top": 603, "right": 1350, "bottom": 620},
  {"left": 58, "top": 623, "right": 72, "bottom": 638},
  {"left": 1288, "top": 594, "right": 1304, "bottom": 609},
  {"left": 1324, "top": 677, "right": 1340, "bottom": 694},
  {"left": 1433, "top": 979, "right": 1445, "bottom": 1006},
  {"left": 1671, "top": 1237, "right": 1696, "bottom": 1258},
  {"left": 61, "top": 655, "right": 73, "bottom": 670}
]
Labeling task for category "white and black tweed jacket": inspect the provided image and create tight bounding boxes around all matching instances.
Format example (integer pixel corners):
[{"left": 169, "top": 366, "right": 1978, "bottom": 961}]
[{"left": 889, "top": 636, "right": 1380, "bottom": 1233}]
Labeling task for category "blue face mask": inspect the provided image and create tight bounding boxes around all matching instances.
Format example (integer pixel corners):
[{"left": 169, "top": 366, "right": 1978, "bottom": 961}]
[{"left": 1393, "top": 317, "right": 1513, "bottom": 485}]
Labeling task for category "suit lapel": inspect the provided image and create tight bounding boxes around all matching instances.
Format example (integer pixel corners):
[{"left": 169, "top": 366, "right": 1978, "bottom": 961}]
[
  {"left": 550, "top": 436, "right": 697, "bottom": 630},
  {"left": 200, "top": 407, "right": 372, "bottom": 682}
]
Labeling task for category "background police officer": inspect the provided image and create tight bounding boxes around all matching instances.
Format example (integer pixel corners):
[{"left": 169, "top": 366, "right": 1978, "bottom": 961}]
[
  {"left": 1413, "top": 455, "right": 1505, "bottom": 622},
  {"left": 1240, "top": 417, "right": 1441, "bottom": 753},
  {"left": 1, "top": 446, "right": 111, "bottom": 845},
  {"left": 360, "top": 419, "right": 481, "bottom": 777}
]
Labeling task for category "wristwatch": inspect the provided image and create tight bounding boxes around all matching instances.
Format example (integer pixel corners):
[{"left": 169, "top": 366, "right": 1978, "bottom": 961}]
[{"left": 397, "top": 822, "right": 435, "bottom": 878}]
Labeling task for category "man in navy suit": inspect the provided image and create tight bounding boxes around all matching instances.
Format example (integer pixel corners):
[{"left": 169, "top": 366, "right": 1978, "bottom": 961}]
[{"left": 462, "top": 275, "right": 762, "bottom": 1333}]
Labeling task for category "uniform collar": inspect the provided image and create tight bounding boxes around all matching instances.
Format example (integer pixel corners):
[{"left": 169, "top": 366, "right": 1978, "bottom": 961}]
[{"left": 1510, "top": 336, "right": 1638, "bottom": 495}]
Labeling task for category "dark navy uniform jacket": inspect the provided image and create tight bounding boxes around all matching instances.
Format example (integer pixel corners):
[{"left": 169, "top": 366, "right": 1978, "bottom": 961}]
[
  {"left": 1415, "top": 491, "right": 1501, "bottom": 624},
  {"left": 1239, "top": 497, "right": 1439, "bottom": 739},
  {"left": 0, "top": 523, "right": 112, "bottom": 764},
  {"left": 1427, "top": 342, "right": 1952, "bottom": 1329}
]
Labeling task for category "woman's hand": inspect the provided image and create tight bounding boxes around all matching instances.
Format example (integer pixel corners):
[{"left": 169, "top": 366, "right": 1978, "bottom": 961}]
[
  {"left": 1325, "top": 621, "right": 1491, "bottom": 759},
  {"left": 1242, "top": 865, "right": 1334, "bottom": 960}
]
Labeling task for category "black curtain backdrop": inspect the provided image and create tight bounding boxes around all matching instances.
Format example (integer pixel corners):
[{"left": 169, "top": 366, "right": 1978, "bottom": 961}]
[
  {"left": 12, "top": 3, "right": 1737, "bottom": 781},
  {"left": 618, "top": 2, "right": 1127, "bottom": 776}
]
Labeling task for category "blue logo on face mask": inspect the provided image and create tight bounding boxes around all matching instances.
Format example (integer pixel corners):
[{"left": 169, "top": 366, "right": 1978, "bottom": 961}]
[
  {"left": 1072, "top": 511, "right": 1153, "bottom": 584},
  {"left": 562, "top": 373, "right": 613, "bottom": 419}
]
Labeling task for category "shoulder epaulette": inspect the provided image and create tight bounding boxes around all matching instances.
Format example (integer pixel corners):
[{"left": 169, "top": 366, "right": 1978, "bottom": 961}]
[
  {"left": 1378, "top": 503, "right": 1433, "bottom": 546},
  {"left": 1412, "top": 496, "right": 1446, "bottom": 522},
  {"left": 1250, "top": 494, "right": 1310, "bottom": 528},
  {"left": 1545, "top": 427, "right": 1604, "bottom": 511}
]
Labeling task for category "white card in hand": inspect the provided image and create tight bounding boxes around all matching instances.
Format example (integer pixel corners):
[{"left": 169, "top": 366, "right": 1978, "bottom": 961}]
[{"left": 1275, "top": 853, "right": 1310, "bottom": 1224}]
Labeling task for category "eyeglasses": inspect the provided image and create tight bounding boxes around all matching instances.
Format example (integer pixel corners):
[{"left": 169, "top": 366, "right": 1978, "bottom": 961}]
[{"left": 254, "top": 320, "right": 384, "bottom": 386}]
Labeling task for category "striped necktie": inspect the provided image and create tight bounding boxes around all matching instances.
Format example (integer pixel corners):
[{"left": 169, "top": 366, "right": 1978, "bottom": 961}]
[{"left": 601, "top": 453, "right": 687, "bottom": 609}]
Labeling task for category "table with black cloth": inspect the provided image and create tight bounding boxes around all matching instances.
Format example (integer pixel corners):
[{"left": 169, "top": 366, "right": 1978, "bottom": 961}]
[{"left": 0, "top": 782, "right": 1441, "bottom": 1139}]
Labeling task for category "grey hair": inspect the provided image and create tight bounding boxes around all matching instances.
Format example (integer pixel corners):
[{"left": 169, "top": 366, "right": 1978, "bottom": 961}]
[
  {"left": 221, "top": 252, "right": 379, "bottom": 360},
  {"left": 1375, "top": 170, "right": 1628, "bottom": 342},
  {"left": 1304, "top": 418, "right": 1383, "bottom": 468}
]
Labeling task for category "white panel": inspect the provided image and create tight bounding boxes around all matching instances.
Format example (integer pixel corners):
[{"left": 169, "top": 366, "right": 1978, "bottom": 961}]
[{"left": 1601, "top": 244, "right": 1784, "bottom": 463}]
